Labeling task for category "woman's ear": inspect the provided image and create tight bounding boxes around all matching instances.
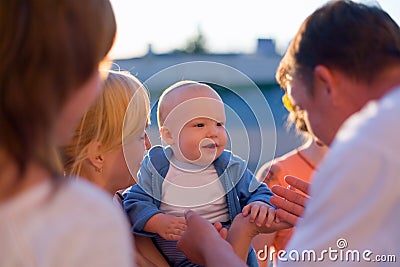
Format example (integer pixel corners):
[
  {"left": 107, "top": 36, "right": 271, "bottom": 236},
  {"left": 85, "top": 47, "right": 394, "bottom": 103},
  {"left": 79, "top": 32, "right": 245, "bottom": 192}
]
[
  {"left": 87, "top": 141, "right": 104, "bottom": 171},
  {"left": 160, "top": 126, "right": 174, "bottom": 145}
]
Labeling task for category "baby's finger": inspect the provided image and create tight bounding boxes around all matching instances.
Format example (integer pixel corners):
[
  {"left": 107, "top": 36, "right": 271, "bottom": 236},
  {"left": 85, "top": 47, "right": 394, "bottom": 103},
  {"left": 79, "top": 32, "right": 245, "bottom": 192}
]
[
  {"left": 177, "top": 223, "right": 187, "bottom": 232},
  {"left": 264, "top": 208, "right": 275, "bottom": 227},
  {"left": 242, "top": 205, "right": 251, "bottom": 216},
  {"left": 249, "top": 204, "right": 260, "bottom": 223},
  {"left": 176, "top": 228, "right": 186, "bottom": 237},
  {"left": 166, "top": 233, "right": 182, "bottom": 241},
  {"left": 177, "top": 217, "right": 187, "bottom": 224},
  {"left": 255, "top": 205, "right": 268, "bottom": 227},
  {"left": 275, "top": 214, "right": 281, "bottom": 223}
]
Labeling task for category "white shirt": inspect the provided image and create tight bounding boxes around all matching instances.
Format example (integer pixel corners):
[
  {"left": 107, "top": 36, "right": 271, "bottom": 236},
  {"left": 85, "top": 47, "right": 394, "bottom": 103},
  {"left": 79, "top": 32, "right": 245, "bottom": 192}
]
[
  {"left": 159, "top": 161, "right": 229, "bottom": 223},
  {"left": 0, "top": 178, "right": 135, "bottom": 267},
  {"left": 279, "top": 86, "right": 400, "bottom": 266}
]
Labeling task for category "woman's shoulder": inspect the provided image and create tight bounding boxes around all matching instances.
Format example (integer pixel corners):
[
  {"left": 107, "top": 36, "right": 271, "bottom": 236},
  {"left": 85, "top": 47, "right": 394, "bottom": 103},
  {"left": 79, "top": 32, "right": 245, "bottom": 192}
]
[
  {"left": 255, "top": 149, "right": 306, "bottom": 186},
  {"left": 0, "top": 178, "right": 134, "bottom": 266},
  {"left": 61, "top": 180, "right": 134, "bottom": 265},
  {"left": 62, "top": 178, "right": 126, "bottom": 218}
]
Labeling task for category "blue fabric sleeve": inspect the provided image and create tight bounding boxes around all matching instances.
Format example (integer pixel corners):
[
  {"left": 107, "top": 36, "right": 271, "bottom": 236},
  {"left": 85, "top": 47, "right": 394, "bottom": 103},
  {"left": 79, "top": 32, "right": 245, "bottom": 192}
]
[
  {"left": 234, "top": 160, "right": 274, "bottom": 208},
  {"left": 122, "top": 156, "right": 162, "bottom": 237}
]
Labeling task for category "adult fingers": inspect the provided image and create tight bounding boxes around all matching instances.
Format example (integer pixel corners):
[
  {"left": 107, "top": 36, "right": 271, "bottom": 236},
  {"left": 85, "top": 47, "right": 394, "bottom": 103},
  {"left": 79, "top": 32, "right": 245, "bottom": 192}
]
[
  {"left": 284, "top": 175, "right": 310, "bottom": 195},
  {"left": 270, "top": 195, "right": 305, "bottom": 218},
  {"left": 184, "top": 210, "right": 196, "bottom": 223},
  {"left": 275, "top": 209, "right": 302, "bottom": 226},
  {"left": 184, "top": 210, "right": 212, "bottom": 230},
  {"left": 271, "top": 185, "right": 308, "bottom": 207}
]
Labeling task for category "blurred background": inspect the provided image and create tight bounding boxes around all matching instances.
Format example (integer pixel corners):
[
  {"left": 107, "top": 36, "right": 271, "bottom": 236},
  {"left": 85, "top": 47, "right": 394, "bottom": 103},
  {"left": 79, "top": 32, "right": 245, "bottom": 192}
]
[
  {"left": 110, "top": 0, "right": 400, "bottom": 173},
  {"left": 109, "top": 0, "right": 399, "bottom": 59}
]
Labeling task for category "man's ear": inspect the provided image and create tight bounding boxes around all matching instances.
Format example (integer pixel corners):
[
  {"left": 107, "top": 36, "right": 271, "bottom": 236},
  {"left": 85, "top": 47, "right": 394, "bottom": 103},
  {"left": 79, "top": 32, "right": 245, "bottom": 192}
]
[
  {"left": 87, "top": 141, "right": 104, "bottom": 170},
  {"left": 314, "top": 65, "right": 336, "bottom": 105},
  {"left": 160, "top": 126, "right": 174, "bottom": 145}
]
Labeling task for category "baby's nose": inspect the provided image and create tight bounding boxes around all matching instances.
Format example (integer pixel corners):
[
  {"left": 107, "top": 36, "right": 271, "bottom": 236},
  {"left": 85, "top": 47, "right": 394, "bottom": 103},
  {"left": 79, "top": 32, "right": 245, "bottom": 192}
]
[{"left": 206, "top": 125, "right": 218, "bottom": 137}]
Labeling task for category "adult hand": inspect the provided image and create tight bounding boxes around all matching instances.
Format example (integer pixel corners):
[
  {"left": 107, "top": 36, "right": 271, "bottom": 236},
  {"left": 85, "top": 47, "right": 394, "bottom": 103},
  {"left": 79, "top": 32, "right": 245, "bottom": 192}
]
[
  {"left": 177, "top": 210, "right": 246, "bottom": 267},
  {"left": 270, "top": 175, "right": 310, "bottom": 226},
  {"left": 177, "top": 210, "right": 220, "bottom": 265},
  {"left": 225, "top": 213, "right": 291, "bottom": 262}
]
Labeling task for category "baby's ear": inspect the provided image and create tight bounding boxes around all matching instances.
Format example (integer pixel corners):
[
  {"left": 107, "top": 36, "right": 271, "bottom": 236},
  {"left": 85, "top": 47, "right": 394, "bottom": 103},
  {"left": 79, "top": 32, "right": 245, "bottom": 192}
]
[{"left": 160, "top": 126, "right": 174, "bottom": 145}]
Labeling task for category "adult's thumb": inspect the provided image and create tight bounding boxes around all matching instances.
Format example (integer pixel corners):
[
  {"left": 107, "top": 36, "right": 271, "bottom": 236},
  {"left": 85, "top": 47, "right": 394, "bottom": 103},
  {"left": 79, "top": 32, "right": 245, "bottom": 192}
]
[{"left": 184, "top": 210, "right": 194, "bottom": 220}]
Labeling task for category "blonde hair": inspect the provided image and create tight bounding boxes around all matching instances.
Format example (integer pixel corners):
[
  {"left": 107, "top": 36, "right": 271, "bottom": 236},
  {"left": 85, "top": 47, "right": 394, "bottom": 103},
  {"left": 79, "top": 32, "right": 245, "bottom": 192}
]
[
  {"left": 0, "top": 0, "right": 116, "bottom": 177},
  {"left": 62, "top": 71, "right": 150, "bottom": 176}
]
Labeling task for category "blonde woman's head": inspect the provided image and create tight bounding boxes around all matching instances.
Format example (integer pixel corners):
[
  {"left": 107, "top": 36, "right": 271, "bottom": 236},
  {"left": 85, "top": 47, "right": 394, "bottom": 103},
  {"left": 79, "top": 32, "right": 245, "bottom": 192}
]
[{"left": 62, "top": 70, "right": 150, "bottom": 192}]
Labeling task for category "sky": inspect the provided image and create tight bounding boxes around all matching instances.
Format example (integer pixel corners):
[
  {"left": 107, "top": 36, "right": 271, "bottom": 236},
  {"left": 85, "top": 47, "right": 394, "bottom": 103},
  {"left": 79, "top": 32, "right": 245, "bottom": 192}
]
[{"left": 109, "top": 0, "right": 400, "bottom": 59}]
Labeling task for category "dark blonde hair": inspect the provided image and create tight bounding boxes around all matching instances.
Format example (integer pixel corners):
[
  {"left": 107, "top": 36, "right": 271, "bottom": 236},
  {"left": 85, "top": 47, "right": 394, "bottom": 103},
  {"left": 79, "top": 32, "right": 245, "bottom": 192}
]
[
  {"left": 276, "top": 0, "right": 400, "bottom": 95},
  {"left": 0, "top": 0, "right": 116, "bottom": 177},
  {"left": 62, "top": 71, "right": 150, "bottom": 176}
]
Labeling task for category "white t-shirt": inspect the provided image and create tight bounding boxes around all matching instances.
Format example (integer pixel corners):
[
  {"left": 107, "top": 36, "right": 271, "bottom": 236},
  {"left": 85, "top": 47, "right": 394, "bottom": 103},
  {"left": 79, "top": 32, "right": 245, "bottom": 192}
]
[
  {"left": 0, "top": 178, "right": 135, "bottom": 267},
  {"left": 159, "top": 161, "right": 229, "bottom": 223},
  {"left": 279, "top": 86, "right": 400, "bottom": 266}
]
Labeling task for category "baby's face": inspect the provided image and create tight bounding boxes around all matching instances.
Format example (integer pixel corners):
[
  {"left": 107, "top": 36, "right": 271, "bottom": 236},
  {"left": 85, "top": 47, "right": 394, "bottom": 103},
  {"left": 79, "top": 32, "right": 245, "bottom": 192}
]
[
  {"left": 161, "top": 83, "right": 228, "bottom": 165},
  {"left": 176, "top": 117, "right": 227, "bottom": 165}
]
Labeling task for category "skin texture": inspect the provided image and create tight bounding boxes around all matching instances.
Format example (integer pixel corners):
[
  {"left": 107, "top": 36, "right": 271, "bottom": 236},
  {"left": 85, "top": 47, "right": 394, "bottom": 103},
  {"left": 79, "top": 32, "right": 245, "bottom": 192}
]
[
  {"left": 177, "top": 1, "right": 400, "bottom": 265},
  {"left": 160, "top": 83, "right": 227, "bottom": 165},
  {"left": 177, "top": 117, "right": 227, "bottom": 165},
  {"left": 146, "top": 83, "right": 231, "bottom": 239},
  {"left": 271, "top": 176, "right": 310, "bottom": 226},
  {"left": 177, "top": 210, "right": 247, "bottom": 267}
]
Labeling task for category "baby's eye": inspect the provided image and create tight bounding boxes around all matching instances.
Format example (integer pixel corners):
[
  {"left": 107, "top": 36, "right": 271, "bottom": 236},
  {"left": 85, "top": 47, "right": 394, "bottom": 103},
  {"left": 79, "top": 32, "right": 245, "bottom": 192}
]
[
  {"left": 195, "top": 123, "right": 205, "bottom": 127},
  {"left": 216, "top": 122, "right": 224, "bottom": 126}
]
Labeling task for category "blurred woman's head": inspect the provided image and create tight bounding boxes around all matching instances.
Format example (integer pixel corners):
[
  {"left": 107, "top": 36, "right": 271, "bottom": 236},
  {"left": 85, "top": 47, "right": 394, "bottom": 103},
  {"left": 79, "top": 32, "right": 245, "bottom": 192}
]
[
  {"left": 0, "top": 0, "right": 116, "bottom": 177},
  {"left": 62, "top": 71, "right": 151, "bottom": 193}
]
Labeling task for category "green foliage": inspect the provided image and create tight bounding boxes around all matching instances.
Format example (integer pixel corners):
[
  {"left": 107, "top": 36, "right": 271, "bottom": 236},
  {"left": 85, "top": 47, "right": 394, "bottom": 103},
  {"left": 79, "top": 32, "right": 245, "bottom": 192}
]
[{"left": 182, "top": 28, "right": 208, "bottom": 54}]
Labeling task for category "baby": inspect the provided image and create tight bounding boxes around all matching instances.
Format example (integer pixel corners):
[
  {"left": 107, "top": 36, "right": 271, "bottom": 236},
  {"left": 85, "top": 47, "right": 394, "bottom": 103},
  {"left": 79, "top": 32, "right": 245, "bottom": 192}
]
[{"left": 123, "top": 81, "right": 275, "bottom": 266}]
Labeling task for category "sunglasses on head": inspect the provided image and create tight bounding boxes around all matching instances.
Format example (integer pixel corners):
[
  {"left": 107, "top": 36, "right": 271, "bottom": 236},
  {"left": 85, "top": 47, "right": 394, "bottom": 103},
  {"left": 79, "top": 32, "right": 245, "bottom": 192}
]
[{"left": 282, "top": 93, "right": 294, "bottom": 112}]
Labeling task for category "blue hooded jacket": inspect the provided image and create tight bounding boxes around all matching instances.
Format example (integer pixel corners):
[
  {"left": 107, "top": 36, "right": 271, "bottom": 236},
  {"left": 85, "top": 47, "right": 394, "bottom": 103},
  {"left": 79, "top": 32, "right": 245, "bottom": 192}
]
[{"left": 123, "top": 146, "right": 273, "bottom": 266}]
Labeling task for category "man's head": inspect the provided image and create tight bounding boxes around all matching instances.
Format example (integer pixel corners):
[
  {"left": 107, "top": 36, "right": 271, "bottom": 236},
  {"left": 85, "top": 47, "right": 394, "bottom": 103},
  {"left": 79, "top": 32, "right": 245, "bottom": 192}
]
[
  {"left": 157, "top": 81, "right": 227, "bottom": 166},
  {"left": 277, "top": 0, "right": 400, "bottom": 145}
]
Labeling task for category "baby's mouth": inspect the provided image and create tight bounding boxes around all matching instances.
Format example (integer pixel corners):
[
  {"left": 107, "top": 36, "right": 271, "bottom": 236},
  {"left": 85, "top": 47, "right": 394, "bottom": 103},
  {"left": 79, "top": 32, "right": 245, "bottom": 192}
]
[{"left": 203, "top": 143, "right": 217, "bottom": 149}]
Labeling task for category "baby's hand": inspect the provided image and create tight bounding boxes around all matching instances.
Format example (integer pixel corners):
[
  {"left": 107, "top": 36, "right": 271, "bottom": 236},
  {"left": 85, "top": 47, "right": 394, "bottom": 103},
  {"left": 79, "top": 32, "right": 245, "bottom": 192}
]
[
  {"left": 157, "top": 214, "right": 187, "bottom": 241},
  {"left": 242, "top": 201, "right": 276, "bottom": 227}
]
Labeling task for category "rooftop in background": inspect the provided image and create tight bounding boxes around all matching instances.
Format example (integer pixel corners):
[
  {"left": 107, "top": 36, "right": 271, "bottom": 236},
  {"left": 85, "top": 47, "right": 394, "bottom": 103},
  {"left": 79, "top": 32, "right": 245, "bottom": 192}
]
[{"left": 113, "top": 38, "right": 282, "bottom": 89}]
